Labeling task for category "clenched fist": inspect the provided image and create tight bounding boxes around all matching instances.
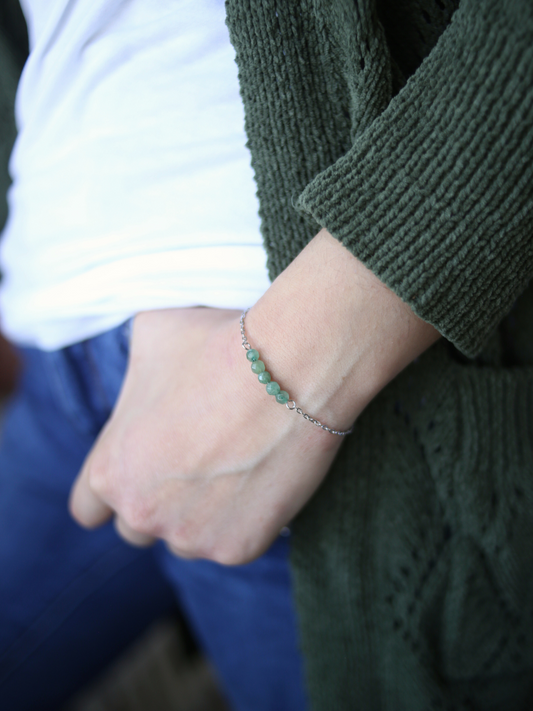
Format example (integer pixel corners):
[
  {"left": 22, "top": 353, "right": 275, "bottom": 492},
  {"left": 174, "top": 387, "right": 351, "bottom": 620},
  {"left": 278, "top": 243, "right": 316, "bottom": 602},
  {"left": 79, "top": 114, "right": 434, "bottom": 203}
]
[{"left": 69, "top": 306, "right": 343, "bottom": 564}]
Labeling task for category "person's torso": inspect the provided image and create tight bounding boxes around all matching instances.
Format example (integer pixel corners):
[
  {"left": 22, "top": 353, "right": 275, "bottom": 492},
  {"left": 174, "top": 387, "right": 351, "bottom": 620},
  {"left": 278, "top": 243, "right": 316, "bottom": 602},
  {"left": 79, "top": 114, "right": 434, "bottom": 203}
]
[{"left": 0, "top": 0, "right": 270, "bottom": 350}]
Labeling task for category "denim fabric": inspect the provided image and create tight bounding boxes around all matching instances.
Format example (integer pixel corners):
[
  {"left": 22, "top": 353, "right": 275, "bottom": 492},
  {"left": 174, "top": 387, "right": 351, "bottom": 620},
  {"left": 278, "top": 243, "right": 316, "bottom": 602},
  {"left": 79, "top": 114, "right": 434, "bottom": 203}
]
[{"left": 0, "top": 322, "right": 307, "bottom": 711}]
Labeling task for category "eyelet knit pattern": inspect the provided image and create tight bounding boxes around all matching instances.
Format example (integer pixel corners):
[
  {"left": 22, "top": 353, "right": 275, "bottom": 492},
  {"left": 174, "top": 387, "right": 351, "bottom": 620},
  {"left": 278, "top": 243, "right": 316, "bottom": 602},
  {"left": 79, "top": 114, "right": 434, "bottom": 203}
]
[{"left": 226, "top": 2, "right": 533, "bottom": 709}]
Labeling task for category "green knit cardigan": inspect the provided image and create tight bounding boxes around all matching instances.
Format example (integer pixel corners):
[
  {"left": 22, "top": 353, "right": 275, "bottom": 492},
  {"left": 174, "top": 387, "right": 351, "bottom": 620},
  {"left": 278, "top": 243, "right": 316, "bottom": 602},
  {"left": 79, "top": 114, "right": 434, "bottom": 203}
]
[
  {"left": 225, "top": 1, "right": 533, "bottom": 709},
  {"left": 1, "top": 1, "right": 532, "bottom": 708}
]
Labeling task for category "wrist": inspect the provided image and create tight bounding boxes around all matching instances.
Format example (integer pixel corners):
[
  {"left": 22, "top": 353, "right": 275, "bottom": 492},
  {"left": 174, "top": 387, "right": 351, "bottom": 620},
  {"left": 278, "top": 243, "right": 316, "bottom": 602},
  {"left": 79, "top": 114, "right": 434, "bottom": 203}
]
[{"left": 245, "top": 230, "right": 440, "bottom": 432}]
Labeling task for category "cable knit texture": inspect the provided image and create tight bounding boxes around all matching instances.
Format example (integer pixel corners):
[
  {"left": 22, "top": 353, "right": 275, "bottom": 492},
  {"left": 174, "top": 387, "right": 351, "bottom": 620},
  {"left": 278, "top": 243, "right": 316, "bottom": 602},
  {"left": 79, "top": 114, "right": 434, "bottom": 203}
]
[{"left": 226, "top": 1, "right": 533, "bottom": 709}]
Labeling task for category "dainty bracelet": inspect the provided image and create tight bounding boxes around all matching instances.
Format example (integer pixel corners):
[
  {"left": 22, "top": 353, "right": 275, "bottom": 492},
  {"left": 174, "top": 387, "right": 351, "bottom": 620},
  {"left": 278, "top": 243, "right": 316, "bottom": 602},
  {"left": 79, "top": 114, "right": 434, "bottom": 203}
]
[{"left": 240, "top": 309, "right": 353, "bottom": 436}]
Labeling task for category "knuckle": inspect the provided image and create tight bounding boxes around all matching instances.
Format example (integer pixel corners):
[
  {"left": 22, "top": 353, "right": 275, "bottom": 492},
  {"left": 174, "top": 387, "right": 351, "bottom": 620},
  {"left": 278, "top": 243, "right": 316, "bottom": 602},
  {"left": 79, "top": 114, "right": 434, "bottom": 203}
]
[
  {"left": 209, "top": 542, "right": 253, "bottom": 567},
  {"left": 87, "top": 457, "right": 112, "bottom": 497},
  {"left": 211, "top": 550, "right": 241, "bottom": 566},
  {"left": 166, "top": 536, "right": 255, "bottom": 566},
  {"left": 168, "top": 536, "right": 208, "bottom": 561},
  {"left": 121, "top": 499, "right": 156, "bottom": 535},
  {"left": 167, "top": 527, "right": 262, "bottom": 566}
]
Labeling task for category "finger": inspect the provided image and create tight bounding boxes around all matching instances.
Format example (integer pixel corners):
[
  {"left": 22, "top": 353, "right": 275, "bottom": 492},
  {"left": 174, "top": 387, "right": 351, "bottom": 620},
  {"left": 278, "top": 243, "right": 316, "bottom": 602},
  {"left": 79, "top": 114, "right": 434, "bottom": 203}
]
[
  {"left": 68, "top": 463, "right": 114, "bottom": 529},
  {"left": 166, "top": 542, "right": 198, "bottom": 560},
  {"left": 114, "top": 516, "right": 156, "bottom": 548}
]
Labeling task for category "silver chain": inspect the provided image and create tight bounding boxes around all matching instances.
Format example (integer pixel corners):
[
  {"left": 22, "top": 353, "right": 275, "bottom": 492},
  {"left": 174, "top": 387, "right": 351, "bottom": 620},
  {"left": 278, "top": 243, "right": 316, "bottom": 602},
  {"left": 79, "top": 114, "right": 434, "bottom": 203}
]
[{"left": 240, "top": 309, "right": 353, "bottom": 436}]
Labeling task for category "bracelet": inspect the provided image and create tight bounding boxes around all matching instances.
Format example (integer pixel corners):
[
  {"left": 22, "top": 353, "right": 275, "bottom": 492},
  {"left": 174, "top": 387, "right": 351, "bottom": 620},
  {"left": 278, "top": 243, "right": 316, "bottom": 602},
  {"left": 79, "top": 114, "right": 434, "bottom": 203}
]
[{"left": 240, "top": 310, "right": 353, "bottom": 436}]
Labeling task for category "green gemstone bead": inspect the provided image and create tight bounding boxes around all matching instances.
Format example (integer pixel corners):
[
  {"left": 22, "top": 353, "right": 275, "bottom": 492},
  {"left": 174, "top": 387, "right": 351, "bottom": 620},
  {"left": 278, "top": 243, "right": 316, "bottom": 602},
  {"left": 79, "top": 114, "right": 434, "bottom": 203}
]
[
  {"left": 276, "top": 390, "right": 290, "bottom": 404},
  {"left": 266, "top": 381, "right": 280, "bottom": 396},
  {"left": 246, "top": 349, "right": 259, "bottom": 362},
  {"left": 251, "top": 360, "right": 265, "bottom": 374},
  {"left": 258, "top": 371, "right": 271, "bottom": 384}
]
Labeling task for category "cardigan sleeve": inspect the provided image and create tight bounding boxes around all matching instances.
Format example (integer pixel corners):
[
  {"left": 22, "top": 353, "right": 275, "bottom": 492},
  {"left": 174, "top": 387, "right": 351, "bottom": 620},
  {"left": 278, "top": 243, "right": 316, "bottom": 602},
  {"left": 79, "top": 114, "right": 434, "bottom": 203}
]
[
  {"left": 296, "top": 0, "right": 533, "bottom": 358},
  {"left": 0, "top": 3, "right": 27, "bottom": 234}
]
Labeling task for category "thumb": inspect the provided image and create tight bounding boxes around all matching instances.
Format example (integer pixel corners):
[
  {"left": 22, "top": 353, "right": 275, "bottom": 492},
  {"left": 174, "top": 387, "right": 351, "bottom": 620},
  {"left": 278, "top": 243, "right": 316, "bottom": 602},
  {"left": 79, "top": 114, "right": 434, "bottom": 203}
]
[{"left": 68, "top": 454, "right": 114, "bottom": 529}]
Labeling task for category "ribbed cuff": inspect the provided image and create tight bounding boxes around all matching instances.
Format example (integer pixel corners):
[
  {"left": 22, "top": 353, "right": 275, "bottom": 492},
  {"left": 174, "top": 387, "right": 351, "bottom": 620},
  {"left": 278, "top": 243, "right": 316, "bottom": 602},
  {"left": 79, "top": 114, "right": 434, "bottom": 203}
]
[{"left": 297, "top": 0, "right": 533, "bottom": 358}]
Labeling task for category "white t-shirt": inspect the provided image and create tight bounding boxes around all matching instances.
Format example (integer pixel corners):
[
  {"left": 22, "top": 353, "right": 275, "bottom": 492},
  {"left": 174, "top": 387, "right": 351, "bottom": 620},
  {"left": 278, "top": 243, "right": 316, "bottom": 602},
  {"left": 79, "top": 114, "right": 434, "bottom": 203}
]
[{"left": 0, "top": 0, "right": 271, "bottom": 350}]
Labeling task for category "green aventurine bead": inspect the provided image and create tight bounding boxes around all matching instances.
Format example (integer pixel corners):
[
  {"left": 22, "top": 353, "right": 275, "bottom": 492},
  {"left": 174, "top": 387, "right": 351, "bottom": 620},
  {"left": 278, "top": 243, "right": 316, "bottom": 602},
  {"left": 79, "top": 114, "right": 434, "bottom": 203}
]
[
  {"left": 276, "top": 391, "right": 290, "bottom": 404},
  {"left": 246, "top": 349, "right": 259, "bottom": 362},
  {"left": 251, "top": 360, "right": 265, "bottom": 374},
  {"left": 258, "top": 371, "right": 271, "bottom": 384},
  {"left": 266, "top": 381, "right": 280, "bottom": 396}
]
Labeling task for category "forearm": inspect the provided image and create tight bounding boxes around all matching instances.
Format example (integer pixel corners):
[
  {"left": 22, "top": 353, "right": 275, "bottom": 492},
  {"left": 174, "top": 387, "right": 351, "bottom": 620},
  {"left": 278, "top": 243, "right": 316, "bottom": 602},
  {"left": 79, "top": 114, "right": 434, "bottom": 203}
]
[
  {"left": 245, "top": 229, "right": 440, "bottom": 435},
  {"left": 70, "top": 229, "right": 440, "bottom": 564}
]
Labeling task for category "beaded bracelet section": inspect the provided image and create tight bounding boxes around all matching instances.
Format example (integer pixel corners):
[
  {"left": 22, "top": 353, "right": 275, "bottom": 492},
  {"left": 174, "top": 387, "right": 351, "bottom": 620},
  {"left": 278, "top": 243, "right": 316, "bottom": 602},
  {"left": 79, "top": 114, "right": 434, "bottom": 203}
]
[{"left": 240, "top": 309, "right": 353, "bottom": 436}]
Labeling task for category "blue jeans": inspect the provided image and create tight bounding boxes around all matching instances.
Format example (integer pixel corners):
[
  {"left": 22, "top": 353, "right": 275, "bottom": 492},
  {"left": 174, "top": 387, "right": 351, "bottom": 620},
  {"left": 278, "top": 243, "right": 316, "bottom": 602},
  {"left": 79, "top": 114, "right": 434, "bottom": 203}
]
[{"left": 0, "top": 323, "right": 307, "bottom": 711}]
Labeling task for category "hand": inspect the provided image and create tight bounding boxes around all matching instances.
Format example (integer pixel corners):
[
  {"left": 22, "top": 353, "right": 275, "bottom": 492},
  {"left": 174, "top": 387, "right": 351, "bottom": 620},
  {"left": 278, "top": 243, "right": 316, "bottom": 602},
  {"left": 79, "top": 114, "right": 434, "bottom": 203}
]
[
  {"left": 69, "top": 306, "right": 344, "bottom": 564},
  {"left": 69, "top": 229, "right": 439, "bottom": 564}
]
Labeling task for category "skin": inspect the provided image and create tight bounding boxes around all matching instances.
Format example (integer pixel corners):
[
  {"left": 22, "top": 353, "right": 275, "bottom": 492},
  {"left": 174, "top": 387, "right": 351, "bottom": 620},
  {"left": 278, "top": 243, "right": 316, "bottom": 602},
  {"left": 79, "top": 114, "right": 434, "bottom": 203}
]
[{"left": 68, "top": 229, "right": 440, "bottom": 565}]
